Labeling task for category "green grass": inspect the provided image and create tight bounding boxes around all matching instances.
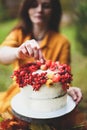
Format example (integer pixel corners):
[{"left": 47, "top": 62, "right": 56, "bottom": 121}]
[
  {"left": 0, "top": 20, "right": 17, "bottom": 91},
  {"left": 0, "top": 20, "right": 87, "bottom": 111},
  {"left": 0, "top": 19, "right": 17, "bottom": 43},
  {"left": 0, "top": 64, "right": 13, "bottom": 91}
]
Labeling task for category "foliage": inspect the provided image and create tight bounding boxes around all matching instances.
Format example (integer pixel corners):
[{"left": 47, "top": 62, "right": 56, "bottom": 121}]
[
  {"left": 0, "top": 20, "right": 17, "bottom": 91},
  {"left": 0, "top": 1, "right": 6, "bottom": 21},
  {"left": 74, "top": 0, "right": 87, "bottom": 55},
  {"left": 61, "top": 0, "right": 73, "bottom": 12},
  {"left": 0, "top": 0, "right": 21, "bottom": 21},
  {"left": 0, "top": 20, "right": 18, "bottom": 43},
  {"left": 0, "top": 0, "right": 11, "bottom": 21}
]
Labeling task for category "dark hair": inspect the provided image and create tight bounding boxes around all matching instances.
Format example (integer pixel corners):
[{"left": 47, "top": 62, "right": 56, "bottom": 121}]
[{"left": 15, "top": 0, "right": 62, "bottom": 35}]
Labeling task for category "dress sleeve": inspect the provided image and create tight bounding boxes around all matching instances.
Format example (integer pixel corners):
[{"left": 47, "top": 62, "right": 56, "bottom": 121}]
[{"left": 58, "top": 39, "right": 71, "bottom": 65}]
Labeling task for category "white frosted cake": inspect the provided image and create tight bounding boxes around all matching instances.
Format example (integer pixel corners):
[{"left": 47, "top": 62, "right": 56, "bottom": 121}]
[{"left": 12, "top": 60, "right": 72, "bottom": 113}]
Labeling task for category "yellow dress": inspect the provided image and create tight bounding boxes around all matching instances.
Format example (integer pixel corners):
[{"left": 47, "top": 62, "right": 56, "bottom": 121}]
[{"left": 0, "top": 29, "right": 71, "bottom": 113}]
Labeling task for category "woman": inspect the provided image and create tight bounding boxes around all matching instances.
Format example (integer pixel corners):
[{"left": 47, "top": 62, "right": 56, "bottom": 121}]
[{"left": 0, "top": 0, "right": 82, "bottom": 113}]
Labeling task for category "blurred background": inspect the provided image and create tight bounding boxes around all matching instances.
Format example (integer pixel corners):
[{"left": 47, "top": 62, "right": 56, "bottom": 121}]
[{"left": 0, "top": 0, "right": 87, "bottom": 113}]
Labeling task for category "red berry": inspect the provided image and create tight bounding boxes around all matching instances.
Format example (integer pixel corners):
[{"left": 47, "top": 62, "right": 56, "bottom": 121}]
[
  {"left": 40, "top": 64, "right": 48, "bottom": 70},
  {"left": 52, "top": 74, "right": 61, "bottom": 82},
  {"left": 45, "top": 60, "right": 52, "bottom": 67}
]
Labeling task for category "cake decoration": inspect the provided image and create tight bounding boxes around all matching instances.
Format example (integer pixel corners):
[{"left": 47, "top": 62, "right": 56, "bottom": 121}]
[{"left": 11, "top": 60, "right": 72, "bottom": 91}]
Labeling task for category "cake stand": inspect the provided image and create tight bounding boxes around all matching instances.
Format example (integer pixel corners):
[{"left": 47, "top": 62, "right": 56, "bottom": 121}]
[{"left": 11, "top": 93, "right": 76, "bottom": 123}]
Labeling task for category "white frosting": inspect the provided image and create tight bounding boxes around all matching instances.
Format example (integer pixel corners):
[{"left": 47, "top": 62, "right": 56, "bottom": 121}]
[
  {"left": 21, "top": 83, "right": 65, "bottom": 99},
  {"left": 21, "top": 93, "right": 67, "bottom": 113},
  {"left": 20, "top": 68, "right": 67, "bottom": 113}
]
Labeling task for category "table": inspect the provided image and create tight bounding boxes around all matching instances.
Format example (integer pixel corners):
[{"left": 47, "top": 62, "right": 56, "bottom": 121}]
[{"left": 0, "top": 107, "right": 87, "bottom": 130}]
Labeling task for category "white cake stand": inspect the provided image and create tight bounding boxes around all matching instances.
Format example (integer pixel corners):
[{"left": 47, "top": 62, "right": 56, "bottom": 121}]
[{"left": 11, "top": 93, "right": 76, "bottom": 122}]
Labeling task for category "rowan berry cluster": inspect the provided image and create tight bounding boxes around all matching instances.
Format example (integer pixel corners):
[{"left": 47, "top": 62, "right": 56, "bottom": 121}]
[
  {"left": 11, "top": 60, "right": 72, "bottom": 91},
  {"left": 58, "top": 64, "right": 72, "bottom": 90}
]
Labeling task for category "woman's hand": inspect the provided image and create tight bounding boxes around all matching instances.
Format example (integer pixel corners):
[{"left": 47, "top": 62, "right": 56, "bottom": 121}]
[
  {"left": 67, "top": 87, "right": 82, "bottom": 104},
  {"left": 16, "top": 39, "right": 45, "bottom": 63}
]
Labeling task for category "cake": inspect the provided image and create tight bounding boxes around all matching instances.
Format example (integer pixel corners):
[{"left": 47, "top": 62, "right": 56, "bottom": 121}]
[{"left": 12, "top": 60, "right": 72, "bottom": 113}]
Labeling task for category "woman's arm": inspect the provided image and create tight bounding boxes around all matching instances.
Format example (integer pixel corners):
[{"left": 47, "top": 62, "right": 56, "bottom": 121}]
[
  {"left": 0, "top": 46, "right": 18, "bottom": 64},
  {"left": 0, "top": 40, "right": 45, "bottom": 65}
]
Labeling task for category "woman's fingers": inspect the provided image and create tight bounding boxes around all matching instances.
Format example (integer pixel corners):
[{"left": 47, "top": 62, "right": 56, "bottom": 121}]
[
  {"left": 33, "top": 47, "right": 39, "bottom": 59},
  {"left": 25, "top": 44, "right": 34, "bottom": 56},
  {"left": 33, "top": 47, "right": 45, "bottom": 63},
  {"left": 16, "top": 39, "right": 45, "bottom": 62},
  {"left": 67, "top": 87, "right": 82, "bottom": 104},
  {"left": 38, "top": 49, "right": 45, "bottom": 63},
  {"left": 25, "top": 39, "right": 40, "bottom": 49},
  {"left": 74, "top": 88, "right": 83, "bottom": 104}
]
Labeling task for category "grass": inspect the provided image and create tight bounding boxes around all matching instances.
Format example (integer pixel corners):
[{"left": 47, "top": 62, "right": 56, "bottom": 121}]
[
  {"left": 0, "top": 19, "right": 17, "bottom": 43},
  {"left": 0, "top": 20, "right": 17, "bottom": 91},
  {"left": 0, "top": 20, "right": 87, "bottom": 112}
]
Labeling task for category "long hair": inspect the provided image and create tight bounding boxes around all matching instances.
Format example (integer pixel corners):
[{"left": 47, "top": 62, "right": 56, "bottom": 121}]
[{"left": 14, "top": 0, "right": 62, "bottom": 35}]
